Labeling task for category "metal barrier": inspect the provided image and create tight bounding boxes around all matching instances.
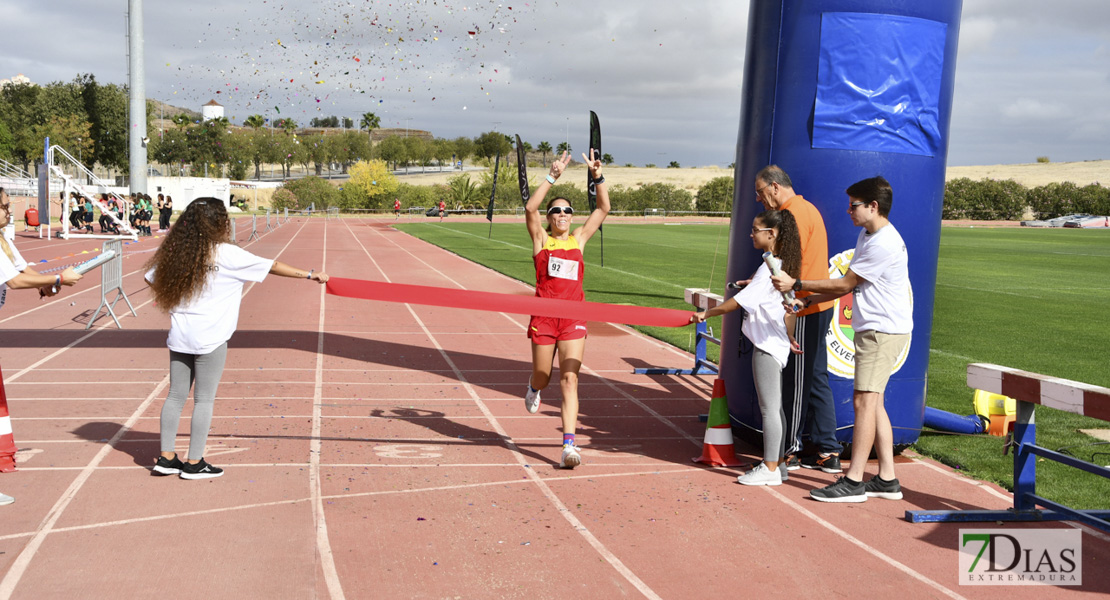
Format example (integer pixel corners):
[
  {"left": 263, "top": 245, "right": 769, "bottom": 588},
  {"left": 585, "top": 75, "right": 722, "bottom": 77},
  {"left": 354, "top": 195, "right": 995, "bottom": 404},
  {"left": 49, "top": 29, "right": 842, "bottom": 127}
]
[
  {"left": 86, "top": 239, "right": 136, "bottom": 330},
  {"left": 265, "top": 209, "right": 273, "bottom": 232},
  {"left": 248, "top": 214, "right": 260, "bottom": 241},
  {"left": 633, "top": 288, "right": 722, "bottom": 376},
  {"left": 906, "top": 364, "right": 1110, "bottom": 532}
]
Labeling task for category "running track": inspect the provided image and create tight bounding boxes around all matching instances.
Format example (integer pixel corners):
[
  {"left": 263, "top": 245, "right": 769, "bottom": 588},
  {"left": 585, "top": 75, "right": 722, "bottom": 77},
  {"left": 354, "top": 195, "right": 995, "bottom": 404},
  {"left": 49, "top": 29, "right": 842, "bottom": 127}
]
[{"left": 1, "top": 217, "right": 1107, "bottom": 599}]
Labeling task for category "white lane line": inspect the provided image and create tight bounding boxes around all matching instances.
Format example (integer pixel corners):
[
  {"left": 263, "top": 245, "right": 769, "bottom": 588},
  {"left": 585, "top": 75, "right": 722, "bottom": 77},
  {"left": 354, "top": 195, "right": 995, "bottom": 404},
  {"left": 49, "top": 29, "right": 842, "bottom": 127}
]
[
  {"left": 386, "top": 221, "right": 971, "bottom": 597},
  {"left": 0, "top": 217, "right": 305, "bottom": 597},
  {"left": 309, "top": 223, "right": 345, "bottom": 600},
  {"left": 353, "top": 220, "right": 665, "bottom": 600},
  {"left": 763, "top": 487, "right": 967, "bottom": 600},
  {"left": 0, "top": 467, "right": 696, "bottom": 542},
  {"left": 0, "top": 374, "right": 169, "bottom": 600}
]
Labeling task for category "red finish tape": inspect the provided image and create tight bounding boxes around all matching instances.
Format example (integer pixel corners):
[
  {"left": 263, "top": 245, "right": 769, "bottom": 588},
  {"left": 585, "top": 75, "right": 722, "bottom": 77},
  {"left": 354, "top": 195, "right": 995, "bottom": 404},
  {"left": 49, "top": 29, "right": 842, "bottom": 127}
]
[{"left": 326, "top": 278, "right": 692, "bottom": 328}]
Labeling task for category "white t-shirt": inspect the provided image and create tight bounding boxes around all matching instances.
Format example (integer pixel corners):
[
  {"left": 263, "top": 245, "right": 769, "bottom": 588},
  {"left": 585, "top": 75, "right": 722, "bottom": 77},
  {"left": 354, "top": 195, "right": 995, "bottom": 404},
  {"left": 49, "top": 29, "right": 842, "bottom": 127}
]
[
  {"left": 1, "top": 239, "right": 29, "bottom": 312},
  {"left": 145, "top": 243, "right": 274, "bottom": 354},
  {"left": 735, "top": 263, "right": 791, "bottom": 369},
  {"left": 848, "top": 224, "right": 913, "bottom": 334}
]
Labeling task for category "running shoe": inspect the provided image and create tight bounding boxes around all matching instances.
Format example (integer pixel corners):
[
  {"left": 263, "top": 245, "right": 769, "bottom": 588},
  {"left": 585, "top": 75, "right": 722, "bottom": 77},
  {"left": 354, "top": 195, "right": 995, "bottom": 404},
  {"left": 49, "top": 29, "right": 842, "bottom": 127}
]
[
  {"left": 864, "top": 476, "right": 904, "bottom": 500},
  {"left": 559, "top": 444, "right": 582, "bottom": 469},
  {"left": 524, "top": 379, "right": 541, "bottom": 414},
  {"left": 782, "top": 455, "right": 801, "bottom": 471},
  {"left": 152, "top": 454, "right": 184, "bottom": 476},
  {"left": 800, "top": 453, "right": 842, "bottom": 474},
  {"left": 736, "top": 462, "right": 782, "bottom": 486},
  {"left": 0, "top": 492, "right": 13, "bottom": 506},
  {"left": 810, "top": 476, "right": 867, "bottom": 503},
  {"left": 179, "top": 458, "right": 224, "bottom": 480}
]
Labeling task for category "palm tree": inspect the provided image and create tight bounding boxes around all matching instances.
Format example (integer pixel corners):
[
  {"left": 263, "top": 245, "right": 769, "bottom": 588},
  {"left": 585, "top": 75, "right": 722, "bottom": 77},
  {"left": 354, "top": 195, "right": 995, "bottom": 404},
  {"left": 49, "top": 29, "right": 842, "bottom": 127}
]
[
  {"left": 361, "top": 112, "right": 381, "bottom": 157},
  {"left": 278, "top": 118, "right": 298, "bottom": 134},
  {"left": 537, "top": 141, "right": 552, "bottom": 167},
  {"left": 244, "top": 114, "right": 266, "bottom": 129},
  {"left": 602, "top": 153, "right": 614, "bottom": 165},
  {"left": 556, "top": 141, "right": 570, "bottom": 156}
]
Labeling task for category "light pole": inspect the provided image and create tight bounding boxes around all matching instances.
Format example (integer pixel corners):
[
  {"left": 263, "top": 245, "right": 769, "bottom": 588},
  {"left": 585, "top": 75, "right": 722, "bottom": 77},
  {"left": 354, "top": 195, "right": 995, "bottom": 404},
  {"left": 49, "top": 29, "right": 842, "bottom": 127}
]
[
  {"left": 77, "top": 137, "right": 82, "bottom": 164},
  {"left": 404, "top": 117, "right": 413, "bottom": 138},
  {"left": 565, "top": 117, "right": 569, "bottom": 151}
]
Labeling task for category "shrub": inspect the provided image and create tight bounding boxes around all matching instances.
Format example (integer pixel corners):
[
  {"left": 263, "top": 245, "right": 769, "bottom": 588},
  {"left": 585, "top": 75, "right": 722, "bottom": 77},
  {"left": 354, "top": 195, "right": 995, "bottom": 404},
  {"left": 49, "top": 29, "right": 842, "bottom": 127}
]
[
  {"left": 284, "top": 176, "right": 340, "bottom": 210},
  {"left": 942, "top": 178, "right": 1026, "bottom": 220},
  {"left": 269, "top": 187, "right": 298, "bottom": 211},
  {"left": 1036, "top": 156, "right": 1050, "bottom": 164},
  {"left": 696, "top": 176, "right": 734, "bottom": 213}
]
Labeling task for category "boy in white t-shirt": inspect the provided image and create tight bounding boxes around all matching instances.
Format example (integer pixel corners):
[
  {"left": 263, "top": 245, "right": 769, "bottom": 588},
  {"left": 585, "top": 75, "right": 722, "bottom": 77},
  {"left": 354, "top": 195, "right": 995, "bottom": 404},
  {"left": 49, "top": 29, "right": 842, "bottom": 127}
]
[
  {"left": 0, "top": 188, "right": 83, "bottom": 506},
  {"left": 772, "top": 176, "right": 912, "bottom": 503}
]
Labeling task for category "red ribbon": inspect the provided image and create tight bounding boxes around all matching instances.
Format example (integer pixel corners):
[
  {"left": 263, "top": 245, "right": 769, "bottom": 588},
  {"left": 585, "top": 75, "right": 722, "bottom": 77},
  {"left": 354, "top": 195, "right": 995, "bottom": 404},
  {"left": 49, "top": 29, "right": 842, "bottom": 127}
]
[{"left": 326, "top": 278, "right": 692, "bottom": 328}]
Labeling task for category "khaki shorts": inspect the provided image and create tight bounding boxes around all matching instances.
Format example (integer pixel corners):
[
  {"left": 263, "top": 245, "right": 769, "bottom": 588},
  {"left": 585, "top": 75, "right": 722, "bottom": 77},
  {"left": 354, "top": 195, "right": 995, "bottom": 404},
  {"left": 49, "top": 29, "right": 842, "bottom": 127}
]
[{"left": 854, "top": 331, "right": 910, "bottom": 393}]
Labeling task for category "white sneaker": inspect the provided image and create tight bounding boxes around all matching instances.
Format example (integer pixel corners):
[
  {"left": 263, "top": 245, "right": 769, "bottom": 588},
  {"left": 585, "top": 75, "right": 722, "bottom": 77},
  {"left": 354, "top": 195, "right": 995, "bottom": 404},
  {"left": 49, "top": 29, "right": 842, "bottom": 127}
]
[
  {"left": 0, "top": 492, "right": 14, "bottom": 506},
  {"left": 737, "top": 462, "right": 782, "bottom": 486},
  {"left": 524, "top": 380, "right": 541, "bottom": 414},
  {"left": 559, "top": 444, "right": 582, "bottom": 469}
]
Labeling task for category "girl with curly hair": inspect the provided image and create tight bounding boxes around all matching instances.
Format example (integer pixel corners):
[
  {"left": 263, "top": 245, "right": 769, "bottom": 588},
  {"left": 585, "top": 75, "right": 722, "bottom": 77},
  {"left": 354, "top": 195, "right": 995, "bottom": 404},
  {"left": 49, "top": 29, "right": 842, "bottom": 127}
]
[
  {"left": 145, "top": 198, "right": 328, "bottom": 479},
  {"left": 692, "top": 208, "right": 802, "bottom": 486}
]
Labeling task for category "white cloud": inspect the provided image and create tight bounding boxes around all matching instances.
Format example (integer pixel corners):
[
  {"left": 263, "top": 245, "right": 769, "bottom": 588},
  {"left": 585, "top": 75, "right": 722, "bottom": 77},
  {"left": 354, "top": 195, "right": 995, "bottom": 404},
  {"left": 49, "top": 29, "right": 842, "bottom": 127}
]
[{"left": 1001, "top": 99, "right": 1065, "bottom": 120}]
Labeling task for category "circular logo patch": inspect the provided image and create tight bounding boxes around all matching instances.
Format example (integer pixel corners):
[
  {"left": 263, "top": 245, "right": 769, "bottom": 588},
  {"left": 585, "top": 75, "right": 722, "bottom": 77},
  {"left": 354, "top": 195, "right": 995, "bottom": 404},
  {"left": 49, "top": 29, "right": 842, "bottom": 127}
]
[{"left": 824, "top": 249, "right": 911, "bottom": 378}]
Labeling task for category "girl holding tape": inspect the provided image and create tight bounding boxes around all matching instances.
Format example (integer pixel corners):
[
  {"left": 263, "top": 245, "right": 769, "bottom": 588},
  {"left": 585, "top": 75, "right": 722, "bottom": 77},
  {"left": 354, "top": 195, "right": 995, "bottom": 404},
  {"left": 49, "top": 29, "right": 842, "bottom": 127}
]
[
  {"left": 691, "top": 209, "right": 802, "bottom": 486},
  {"left": 523, "top": 150, "right": 610, "bottom": 469},
  {"left": 145, "top": 198, "right": 328, "bottom": 479}
]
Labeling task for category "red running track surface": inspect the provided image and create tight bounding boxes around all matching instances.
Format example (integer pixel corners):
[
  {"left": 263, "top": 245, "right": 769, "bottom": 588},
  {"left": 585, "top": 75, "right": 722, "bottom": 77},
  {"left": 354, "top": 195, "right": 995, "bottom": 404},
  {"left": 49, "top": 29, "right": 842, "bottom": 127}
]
[{"left": 0, "top": 217, "right": 1107, "bottom": 599}]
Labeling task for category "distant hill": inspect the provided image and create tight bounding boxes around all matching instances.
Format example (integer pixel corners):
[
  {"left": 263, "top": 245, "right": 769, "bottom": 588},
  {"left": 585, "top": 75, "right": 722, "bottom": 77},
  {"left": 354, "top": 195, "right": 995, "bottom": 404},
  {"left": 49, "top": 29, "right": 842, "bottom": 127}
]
[{"left": 149, "top": 99, "right": 201, "bottom": 121}]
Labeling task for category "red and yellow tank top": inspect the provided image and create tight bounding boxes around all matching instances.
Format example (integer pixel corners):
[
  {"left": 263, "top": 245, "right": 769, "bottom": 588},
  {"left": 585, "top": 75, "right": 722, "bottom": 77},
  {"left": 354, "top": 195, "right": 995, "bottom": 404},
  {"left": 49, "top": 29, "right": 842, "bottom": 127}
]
[{"left": 534, "top": 235, "right": 584, "bottom": 301}]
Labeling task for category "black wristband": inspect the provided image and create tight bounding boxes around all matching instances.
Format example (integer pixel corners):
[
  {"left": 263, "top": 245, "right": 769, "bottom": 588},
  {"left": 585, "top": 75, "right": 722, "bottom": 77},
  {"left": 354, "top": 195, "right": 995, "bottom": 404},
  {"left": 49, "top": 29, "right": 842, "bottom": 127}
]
[{"left": 594, "top": 175, "right": 605, "bottom": 184}]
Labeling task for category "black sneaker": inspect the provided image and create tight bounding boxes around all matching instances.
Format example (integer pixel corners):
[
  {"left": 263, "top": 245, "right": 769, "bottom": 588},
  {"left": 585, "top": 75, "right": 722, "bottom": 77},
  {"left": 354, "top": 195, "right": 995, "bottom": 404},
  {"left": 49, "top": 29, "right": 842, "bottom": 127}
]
[
  {"left": 800, "top": 453, "right": 842, "bottom": 474},
  {"left": 782, "top": 455, "right": 801, "bottom": 471},
  {"left": 810, "top": 476, "right": 867, "bottom": 503},
  {"left": 179, "top": 459, "right": 224, "bottom": 480},
  {"left": 864, "top": 476, "right": 903, "bottom": 500},
  {"left": 152, "top": 455, "right": 184, "bottom": 475}
]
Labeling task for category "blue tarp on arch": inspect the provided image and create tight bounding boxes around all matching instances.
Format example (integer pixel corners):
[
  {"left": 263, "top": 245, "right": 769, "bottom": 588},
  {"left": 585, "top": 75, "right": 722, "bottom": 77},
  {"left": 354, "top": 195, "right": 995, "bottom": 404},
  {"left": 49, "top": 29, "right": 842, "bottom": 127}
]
[{"left": 812, "top": 12, "right": 948, "bottom": 157}]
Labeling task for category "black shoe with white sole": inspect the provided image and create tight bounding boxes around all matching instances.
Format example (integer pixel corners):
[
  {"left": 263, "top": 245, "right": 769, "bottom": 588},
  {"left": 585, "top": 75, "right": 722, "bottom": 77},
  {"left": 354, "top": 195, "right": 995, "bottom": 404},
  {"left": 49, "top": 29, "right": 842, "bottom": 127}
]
[
  {"left": 152, "top": 455, "right": 184, "bottom": 476},
  {"left": 179, "top": 459, "right": 224, "bottom": 480}
]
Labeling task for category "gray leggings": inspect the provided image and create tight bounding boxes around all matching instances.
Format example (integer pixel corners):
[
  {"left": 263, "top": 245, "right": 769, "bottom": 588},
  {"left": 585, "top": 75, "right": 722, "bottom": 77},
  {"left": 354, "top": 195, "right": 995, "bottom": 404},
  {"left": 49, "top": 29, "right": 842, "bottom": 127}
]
[
  {"left": 752, "top": 348, "right": 786, "bottom": 464},
  {"left": 160, "top": 343, "right": 228, "bottom": 459}
]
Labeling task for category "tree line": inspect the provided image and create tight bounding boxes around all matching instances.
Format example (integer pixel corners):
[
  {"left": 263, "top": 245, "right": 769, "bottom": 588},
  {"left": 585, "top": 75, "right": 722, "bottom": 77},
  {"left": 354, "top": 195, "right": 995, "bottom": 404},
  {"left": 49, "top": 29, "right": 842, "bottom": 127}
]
[{"left": 0, "top": 74, "right": 138, "bottom": 175}]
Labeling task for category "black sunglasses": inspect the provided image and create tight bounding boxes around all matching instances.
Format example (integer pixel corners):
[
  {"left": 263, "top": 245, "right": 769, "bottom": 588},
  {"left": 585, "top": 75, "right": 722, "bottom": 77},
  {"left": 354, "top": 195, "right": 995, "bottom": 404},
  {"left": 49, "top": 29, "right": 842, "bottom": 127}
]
[{"left": 547, "top": 206, "right": 574, "bottom": 215}]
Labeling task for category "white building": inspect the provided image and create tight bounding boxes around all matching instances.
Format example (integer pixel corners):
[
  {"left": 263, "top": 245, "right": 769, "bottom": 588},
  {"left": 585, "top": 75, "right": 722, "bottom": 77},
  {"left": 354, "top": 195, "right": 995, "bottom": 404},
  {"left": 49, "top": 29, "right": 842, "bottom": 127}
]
[
  {"left": 201, "top": 99, "right": 224, "bottom": 121},
  {"left": 0, "top": 74, "right": 33, "bottom": 88}
]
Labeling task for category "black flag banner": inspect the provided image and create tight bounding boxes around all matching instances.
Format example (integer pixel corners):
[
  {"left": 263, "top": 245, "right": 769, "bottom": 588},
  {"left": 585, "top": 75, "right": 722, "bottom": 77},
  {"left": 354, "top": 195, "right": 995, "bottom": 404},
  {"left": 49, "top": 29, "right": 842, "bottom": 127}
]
[
  {"left": 588, "top": 111, "right": 604, "bottom": 266},
  {"left": 486, "top": 152, "right": 500, "bottom": 223},
  {"left": 486, "top": 152, "right": 500, "bottom": 237},
  {"left": 588, "top": 111, "right": 601, "bottom": 213},
  {"left": 516, "top": 134, "right": 530, "bottom": 206}
]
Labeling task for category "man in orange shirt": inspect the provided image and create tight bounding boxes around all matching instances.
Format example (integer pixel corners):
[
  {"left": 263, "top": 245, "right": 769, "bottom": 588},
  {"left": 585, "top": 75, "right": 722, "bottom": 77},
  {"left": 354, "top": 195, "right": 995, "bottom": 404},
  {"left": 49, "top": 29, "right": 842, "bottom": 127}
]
[{"left": 754, "top": 165, "right": 842, "bottom": 473}]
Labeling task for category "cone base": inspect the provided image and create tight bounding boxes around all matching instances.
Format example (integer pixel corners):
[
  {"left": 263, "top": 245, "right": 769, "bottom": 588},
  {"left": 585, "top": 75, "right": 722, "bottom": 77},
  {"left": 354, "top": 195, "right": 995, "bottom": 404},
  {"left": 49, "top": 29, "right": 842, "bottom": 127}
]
[{"left": 693, "top": 448, "right": 744, "bottom": 468}]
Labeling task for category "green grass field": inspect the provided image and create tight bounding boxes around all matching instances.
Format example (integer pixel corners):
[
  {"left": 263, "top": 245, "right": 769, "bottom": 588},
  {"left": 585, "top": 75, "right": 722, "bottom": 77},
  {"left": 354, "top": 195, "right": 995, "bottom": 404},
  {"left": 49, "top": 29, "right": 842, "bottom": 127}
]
[{"left": 397, "top": 221, "right": 1110, "bottom": 509}]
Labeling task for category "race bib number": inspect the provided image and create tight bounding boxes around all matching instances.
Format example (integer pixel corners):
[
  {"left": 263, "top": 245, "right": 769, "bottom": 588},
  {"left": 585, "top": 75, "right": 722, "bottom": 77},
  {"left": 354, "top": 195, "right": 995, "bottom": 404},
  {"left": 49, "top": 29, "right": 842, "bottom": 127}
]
[{"left": 547, "top": 256, "right": 579, "bottom": 281}]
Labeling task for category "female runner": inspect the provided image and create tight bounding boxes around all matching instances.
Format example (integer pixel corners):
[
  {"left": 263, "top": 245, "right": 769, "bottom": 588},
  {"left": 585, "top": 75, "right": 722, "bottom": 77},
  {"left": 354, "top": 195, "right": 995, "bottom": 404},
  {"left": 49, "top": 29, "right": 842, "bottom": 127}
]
[{"left": 523, "top": 150, "right": 609, "bottom": 469}]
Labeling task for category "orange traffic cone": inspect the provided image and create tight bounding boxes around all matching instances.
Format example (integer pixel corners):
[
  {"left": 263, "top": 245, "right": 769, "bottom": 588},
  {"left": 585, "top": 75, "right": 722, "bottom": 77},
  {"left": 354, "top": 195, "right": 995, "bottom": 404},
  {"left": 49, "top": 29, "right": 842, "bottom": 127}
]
[
  {"left": 0, "top": 366, "right": 17, "bottom": 472},
  {"left": 694, "top": 379, "right": 743, "bottom": 467}
]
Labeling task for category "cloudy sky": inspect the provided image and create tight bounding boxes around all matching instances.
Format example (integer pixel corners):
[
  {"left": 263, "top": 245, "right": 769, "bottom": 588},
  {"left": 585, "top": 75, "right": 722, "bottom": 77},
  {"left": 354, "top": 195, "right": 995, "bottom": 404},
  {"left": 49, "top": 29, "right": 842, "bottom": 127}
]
[{"left": 2, "top": 0, "right": 1108, "bottom": 167}]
